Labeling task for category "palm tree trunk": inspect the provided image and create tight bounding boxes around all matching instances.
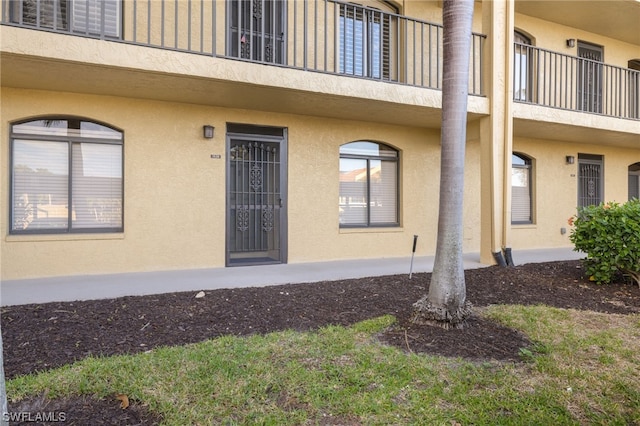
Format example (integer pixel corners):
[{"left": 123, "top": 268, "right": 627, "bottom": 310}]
[{"left": 411, "top": 0, "right": 474, "bottom": 329}]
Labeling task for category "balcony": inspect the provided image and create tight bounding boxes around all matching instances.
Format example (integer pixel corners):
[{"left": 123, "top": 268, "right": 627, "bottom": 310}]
[
  {"left": 514, "top": 43, "right": 640, "bottom": 121},
  {"left": 0, "top": 0, "right": 485, "bottom": 97},
  {"left": 5, "top": 1, "right": 637, "bottom": 128}
]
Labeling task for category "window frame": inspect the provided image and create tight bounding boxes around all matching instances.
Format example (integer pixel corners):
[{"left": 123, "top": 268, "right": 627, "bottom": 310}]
[
  {"left": 70, "top": 0, "right": 122, "bottom": 38},
  {"left": 511, "top": 152, "right": 533, "bottom": 225},
  {"left": 514, "top": 30, "right": 533, "bottom": 103},
  {"left": 339, "top": 141, "right": 399, "bottom": 228},
  {"left": 577, "top": 41, "right": 604, "bottom": 114},
  {"left": 10, "top": 117, "right": 124, "bottom": 235},
  {"left": 628, "top": 162, "right": 640, "bottom": 200},
  {"left": 338, "top": 1, "right": 398, "bottom": 80},
  {"left": 9, "top": 0, "right": 122, "bottom": 39},
  {"left": 628, "top": 60, "right": 640, "bottom": 120}
]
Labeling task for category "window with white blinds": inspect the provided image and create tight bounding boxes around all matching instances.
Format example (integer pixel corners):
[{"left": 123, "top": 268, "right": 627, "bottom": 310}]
[
  {"left": 514, "top": 31, "right": 532, "bottom": 102},
  {"left": 11, "top": 118, "right": 123, "bottom": 234},
  {"left": 338, "top": 2, "right": 396, "bottom": 79},
  {"left": 72, "top": 0, "right": 120, "bottom": 37},
  {"left": 10, "top": 0, "right": 121, "bottom": 38},
  {"left": 339, "top": 141, "right": 398, "bottom": 227},
  {"left": 511, "top": 153, "right": 533, "bottom": 224}
]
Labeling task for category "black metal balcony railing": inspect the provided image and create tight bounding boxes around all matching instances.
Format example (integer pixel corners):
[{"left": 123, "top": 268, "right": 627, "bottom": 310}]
[
  {"left": 1, "top": 0, "right": 485, "bottom": 96},
  {"left": 514, "top": 43, "right": 640, "bottom": 120}
]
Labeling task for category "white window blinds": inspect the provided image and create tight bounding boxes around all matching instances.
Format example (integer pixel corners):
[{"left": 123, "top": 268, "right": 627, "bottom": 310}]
[
  {"left": 12, "top": 140, "right": 70, "bottom": 231},
  {"left": 11, "top": 118, "right": 123, "bottom": 234},
  {"left": 72, "top": 143, "right": 123, "bottom": 229},
  {"left": 339, "top": 141, "right": 399, "bottom": 227},
  {"left": 339, "top": 158, "right": 368, "bottom": 225},
  {"left": 72, "top": 0, "right": 120, "bottom": 37},
  {"left": 370, "top": 160, "right": 397, "bottom": 224},
  {"left": 338, "top": 2, "right": 395, "bottom": 79},
  {"left": 511, "top": 154, "right": 532, "bottom": 224}
]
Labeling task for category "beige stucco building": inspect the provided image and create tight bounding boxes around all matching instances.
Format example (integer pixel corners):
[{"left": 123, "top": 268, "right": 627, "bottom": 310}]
[{"left": 1, "top": 0, "right": 639, "bottom": 282}]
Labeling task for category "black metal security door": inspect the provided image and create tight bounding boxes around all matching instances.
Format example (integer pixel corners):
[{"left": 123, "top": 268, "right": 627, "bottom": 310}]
[
  {"left": 578, "top": 154, "right": 603, "bottom": 208},
  {"left": 228, "top": 0, "right": 286, "bottom": 64},
  {"left": 227, "top": 130, "right": 286, "bottom": 266}
]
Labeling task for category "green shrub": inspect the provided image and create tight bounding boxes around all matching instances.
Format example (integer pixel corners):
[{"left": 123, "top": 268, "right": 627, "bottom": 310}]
[{"left": 569, "top": 199, "right": 640, "bottom": 286}]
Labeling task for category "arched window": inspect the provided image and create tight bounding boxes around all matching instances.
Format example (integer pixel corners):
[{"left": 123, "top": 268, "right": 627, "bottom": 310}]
[
  {"left": 339, "top": 141, "right": 399, "bottom": 227},
  {"left": 514, "top": 30, "right": 533, "bottom": 102},
  {"left": 11, "top": 117, "right": 123, "bottom": 234},
  {"left": 512, "top": 152, "right": 533, "bottom": 224},
  {"left": 629, "top": 162, "right": 640, "bottom": 200}
]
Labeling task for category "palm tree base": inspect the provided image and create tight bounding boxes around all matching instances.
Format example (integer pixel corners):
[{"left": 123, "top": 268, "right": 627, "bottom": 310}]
[{"left": 410, "top": 297, "right": 473, "bottom": 330}]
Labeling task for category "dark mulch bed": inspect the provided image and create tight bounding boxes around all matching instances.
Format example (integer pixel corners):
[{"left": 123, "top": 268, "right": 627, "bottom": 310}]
[{"left": 2, "top": 260, "right": 639, "bottom": 424}]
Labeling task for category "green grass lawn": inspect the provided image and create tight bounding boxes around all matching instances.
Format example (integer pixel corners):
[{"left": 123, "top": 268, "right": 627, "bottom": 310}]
[{"left": 7, "top": 306, "right": 640, "bottom": 425}]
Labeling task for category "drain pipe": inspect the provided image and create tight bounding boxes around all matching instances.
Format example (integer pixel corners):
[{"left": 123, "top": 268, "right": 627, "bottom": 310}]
[
  {"left": 492, "top": 250, "right": 507, "bottom": 267},
  {"left": 493, "top": 248, "right": 514, "bottom": 267},
  {"left": 500, "top": 1, "right": 515, "bottom": 268},
  {"left": 503, "top": 247, "right": 514, "bottom": 266}
]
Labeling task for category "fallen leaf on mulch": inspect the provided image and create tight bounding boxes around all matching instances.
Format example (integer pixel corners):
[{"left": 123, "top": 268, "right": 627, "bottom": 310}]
[{"left": 116, "top": 394, "right": 130, "bottom": 409}]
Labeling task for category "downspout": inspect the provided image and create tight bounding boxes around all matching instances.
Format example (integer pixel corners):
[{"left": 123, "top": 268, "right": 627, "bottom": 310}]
[
  {"left": 502, "top": 0, "right": 515, "bottom": 266},
  {"left": 488, "top": 0, "right": 512, "bottom": 267}
]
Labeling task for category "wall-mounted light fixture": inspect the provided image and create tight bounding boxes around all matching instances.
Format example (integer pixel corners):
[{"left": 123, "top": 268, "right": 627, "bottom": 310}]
[
  {"left": 203, "top": 125, "right": 215, "bottom": 139},
  {"left": 566, "top": 155, "right": 575, "bottom": 164},
  {"left": 566, "top": 39, "right": 576, "bottom": 48}
]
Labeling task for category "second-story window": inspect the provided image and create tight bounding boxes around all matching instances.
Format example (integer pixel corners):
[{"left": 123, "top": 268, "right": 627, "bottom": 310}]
[
  {"left": 628, "top": 59, "right": 640, "bottom": 119},
  {"left": 338, "top": 2, "right": 397, "bottom": 80},
  {"left": 577, "top": 41, "right": 604, "bottom": 114},
  {"left": 514, "top": 31, "right": 532, "bottom": 102},
  {"left": 228, "top": 0, "right": 286, "bottom": 64},
  {"left": 10, "top": 0, "right": 121, "bottom": 38}
]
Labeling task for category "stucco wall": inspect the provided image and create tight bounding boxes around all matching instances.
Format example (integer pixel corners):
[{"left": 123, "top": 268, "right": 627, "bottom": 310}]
[
  {"left": 1, "top": 87, "right": 483, "bottom": 280},
  {"left": 2, "top": 1, "right": 638, "bottom": 281},
  {"left": 510, "top": 138, "right": 640, "bottom": 250},
  {"left": 514, "top": 13, "right": 639, "bottom": 68}
]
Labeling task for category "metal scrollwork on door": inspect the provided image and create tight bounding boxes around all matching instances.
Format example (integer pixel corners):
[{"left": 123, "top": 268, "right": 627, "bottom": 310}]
[
  {"left": 253, "top": 0, "right": 262, "bottom": 19},
  {"left": 587, "top": 179, "right": 596, "bottom": 197},
  {"left": 236, "top": 207, "right": 250, "bottom": 232},
  {"left": 262, "top": 207, "right": 274, "bottom": 232},
  {"left": 265, "top": 43, "right": 273, "bottom": 62},
  {"left": 250, "top": 164, "right": 263, "bottom": 192},
  {"left": 231, "top": 0, "right": 285, "bottom": 65},
  {"left": 578, "top": 160, "right": 602, "bottom": 208},
  {"left": 228, "top": 134, "right": 283, "bottom": 263}
]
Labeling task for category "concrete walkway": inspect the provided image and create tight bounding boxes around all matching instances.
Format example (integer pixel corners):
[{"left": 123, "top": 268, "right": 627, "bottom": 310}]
[{"left": 0, "top": 247, "right": 583, "bottom": 306}]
